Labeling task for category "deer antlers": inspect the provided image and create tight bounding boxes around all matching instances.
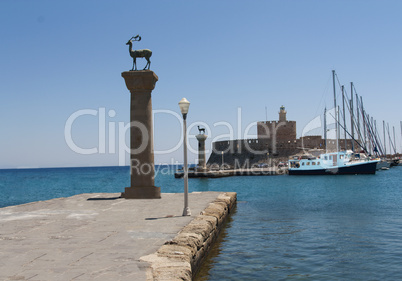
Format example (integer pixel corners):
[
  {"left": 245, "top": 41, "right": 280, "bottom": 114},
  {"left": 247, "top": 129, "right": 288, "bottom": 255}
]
[{"left": 129, "top": 35, "right": 141, "bottom": 42}]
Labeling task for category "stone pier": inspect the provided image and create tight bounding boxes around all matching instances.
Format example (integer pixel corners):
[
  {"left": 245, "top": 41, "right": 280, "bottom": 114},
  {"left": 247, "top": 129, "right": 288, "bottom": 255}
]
[
  {"left": 121, "top": 70, "right": 160, "bottom": 199},
  {"left": 0, "top": 192, "right": 237, "bottom": 281}
]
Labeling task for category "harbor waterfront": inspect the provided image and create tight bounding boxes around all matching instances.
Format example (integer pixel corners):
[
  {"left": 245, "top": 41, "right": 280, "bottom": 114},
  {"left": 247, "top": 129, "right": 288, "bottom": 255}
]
[{"left": 1, "top": 166, "right": 402, "bottom": 280}]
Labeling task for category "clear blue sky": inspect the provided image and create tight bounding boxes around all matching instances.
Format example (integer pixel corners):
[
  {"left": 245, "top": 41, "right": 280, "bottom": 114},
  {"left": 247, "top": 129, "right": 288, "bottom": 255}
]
[{"left": 1, "top": 0, "right": 401, "bottom": 168}]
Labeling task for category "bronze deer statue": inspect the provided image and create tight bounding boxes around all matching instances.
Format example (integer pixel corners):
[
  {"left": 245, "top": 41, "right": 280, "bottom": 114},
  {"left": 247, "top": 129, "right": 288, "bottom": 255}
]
[
  {"left": 198, "top": 126, "right": 206, "bottom": 134},
  {"left": 126, "top": 35, "right": 152, "bottom": 71}
]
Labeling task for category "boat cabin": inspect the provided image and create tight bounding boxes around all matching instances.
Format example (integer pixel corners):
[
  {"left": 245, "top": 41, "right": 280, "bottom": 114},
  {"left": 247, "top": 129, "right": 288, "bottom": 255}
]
[{"left": 289, "top": 150, "right": 354, "bottom": 170}]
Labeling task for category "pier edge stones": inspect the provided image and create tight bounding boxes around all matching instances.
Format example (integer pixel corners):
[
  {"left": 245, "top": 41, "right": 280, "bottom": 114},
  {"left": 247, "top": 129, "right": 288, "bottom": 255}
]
[
  {"left": 140, "top": 192, "right": 237, "bottom": 280},
  {"left": 121, "top": 70, "right": 161, "bottom": 199}
]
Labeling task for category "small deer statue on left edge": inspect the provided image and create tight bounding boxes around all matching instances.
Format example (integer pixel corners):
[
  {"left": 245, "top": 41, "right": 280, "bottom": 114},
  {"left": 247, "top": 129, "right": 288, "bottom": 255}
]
[{"left": 198, "top": 126, "right": 206, "bottom": 134}]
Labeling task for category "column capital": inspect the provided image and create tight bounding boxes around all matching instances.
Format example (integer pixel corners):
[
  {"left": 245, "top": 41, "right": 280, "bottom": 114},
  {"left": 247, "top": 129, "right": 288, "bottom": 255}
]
[
  {"left": 196, "top": 134, "right": 208, "bottom": 141},
  {"left": 121, "top": 70, "right": 159, "bottom": 92}
]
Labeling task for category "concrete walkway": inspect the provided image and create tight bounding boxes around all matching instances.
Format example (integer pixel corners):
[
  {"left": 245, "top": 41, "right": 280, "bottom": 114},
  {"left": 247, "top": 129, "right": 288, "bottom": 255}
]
[{"left": 0, "top": 192, "right": 228, "bottom": 281}]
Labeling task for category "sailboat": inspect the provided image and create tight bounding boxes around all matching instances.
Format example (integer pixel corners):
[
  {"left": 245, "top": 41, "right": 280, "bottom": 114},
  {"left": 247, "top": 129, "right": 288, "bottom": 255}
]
[{"left": 288, "top": 71, "right": 379, "bottom": 175}]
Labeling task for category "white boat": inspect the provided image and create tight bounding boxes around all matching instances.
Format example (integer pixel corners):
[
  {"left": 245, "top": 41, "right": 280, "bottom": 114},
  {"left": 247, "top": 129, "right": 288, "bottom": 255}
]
[{"left": 289, "top": 150, "right": 379, "bottom": 175}]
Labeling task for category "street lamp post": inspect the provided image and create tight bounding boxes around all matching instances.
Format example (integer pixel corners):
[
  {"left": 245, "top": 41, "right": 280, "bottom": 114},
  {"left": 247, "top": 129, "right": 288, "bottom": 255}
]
[
  {"left": 267, "top": 152, "right": 269, "bottom": 166},
  {"left": 179, "top": 98, "right": 191, "bottom": 216},
  {"left": 221, "top": 151, "right": 224, "bottom": 170}
]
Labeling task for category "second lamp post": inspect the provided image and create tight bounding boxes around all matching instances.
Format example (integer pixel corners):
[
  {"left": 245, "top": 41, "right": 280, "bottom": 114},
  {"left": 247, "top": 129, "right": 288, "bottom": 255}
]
[{"left": 179, "top": 97, "right": 191, "bottom": 216}]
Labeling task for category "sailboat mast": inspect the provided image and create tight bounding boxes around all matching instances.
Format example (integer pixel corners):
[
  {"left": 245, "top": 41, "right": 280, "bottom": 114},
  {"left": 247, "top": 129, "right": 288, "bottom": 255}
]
[
  {"left": 387, "top": 123, "right": 396, "bottom": 155},
  {"left": 350, "top": 82, "right": 355, "bottom": 152},
  {"left": 360, "top": 96, "right": 367, "bottom": 152},
  {"left": 387, "top": 123, "right": 391, "bottom": 155},
  {"left": 376, "top": 121, "right": 383, "bottom": 156},
  {"left": 367, "top": 114, "right": 372, "bottom": 155},
  {"left": 383, "top": 120, "right": 387, "bottom": 157},
  {"left": 342, "top": 86, "right": 347, "bottom": 150},
  {"left": 374, "top": 120, "right": 381, "bottom": 155},
  {"left": 338, "top": 106, "right": 341, "bottom": 150},
  {"left": 356, "top": 93, "right": 360, "bottom": 145},
  {"left": 371, "top": 117, "right": 375, "bottom": 155},
  {"left": 332, "top": 70, "right": 338, "bottom": 152},
  {"left": 324, "top": 107, "right": 327, "bottom": 153},
  {"left": 393, "top": 126, "right": 396, "bottom": 156}
]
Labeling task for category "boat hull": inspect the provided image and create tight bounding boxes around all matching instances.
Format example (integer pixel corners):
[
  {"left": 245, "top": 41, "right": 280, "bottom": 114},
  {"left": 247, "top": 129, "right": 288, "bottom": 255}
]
[
  {"left": 376, "top": 160, "right": 391, "bottom": 170},
  {"left": 289, "top": 161, "right": 378, "bottom": 175}
]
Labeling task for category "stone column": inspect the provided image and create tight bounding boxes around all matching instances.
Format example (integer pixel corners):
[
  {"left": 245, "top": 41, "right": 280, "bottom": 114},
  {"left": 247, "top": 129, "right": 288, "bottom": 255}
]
[
  {"left": 196, "top": 134, "right": 208, "bottom": 170},
  {"left": 121, "top": 70, "right": 161, "bottom": 199}
]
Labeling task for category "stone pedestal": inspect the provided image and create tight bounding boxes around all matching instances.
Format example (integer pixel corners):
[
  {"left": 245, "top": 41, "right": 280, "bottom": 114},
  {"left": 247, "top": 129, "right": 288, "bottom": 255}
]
[
  {"left": 196, "top": 134, "right": 208, "bottom": 170},
  {"left": 121, "top": 70, "right": 161, "bottom": 199}
]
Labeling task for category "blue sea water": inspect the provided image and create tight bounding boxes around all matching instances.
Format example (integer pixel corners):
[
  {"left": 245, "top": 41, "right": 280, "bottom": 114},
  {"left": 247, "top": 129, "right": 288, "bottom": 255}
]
[{"left": 1, "top": 165, "right": 401, "bottom": 280}]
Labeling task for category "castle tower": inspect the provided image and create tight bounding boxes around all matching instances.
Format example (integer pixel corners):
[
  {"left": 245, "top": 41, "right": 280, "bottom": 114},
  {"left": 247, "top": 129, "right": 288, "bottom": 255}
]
[
  {"left": 279, "top": 105, "right": 287, "bottom": 122},
  {"left": 257, "top": 105, "right": 296, "bottom": 142}
]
